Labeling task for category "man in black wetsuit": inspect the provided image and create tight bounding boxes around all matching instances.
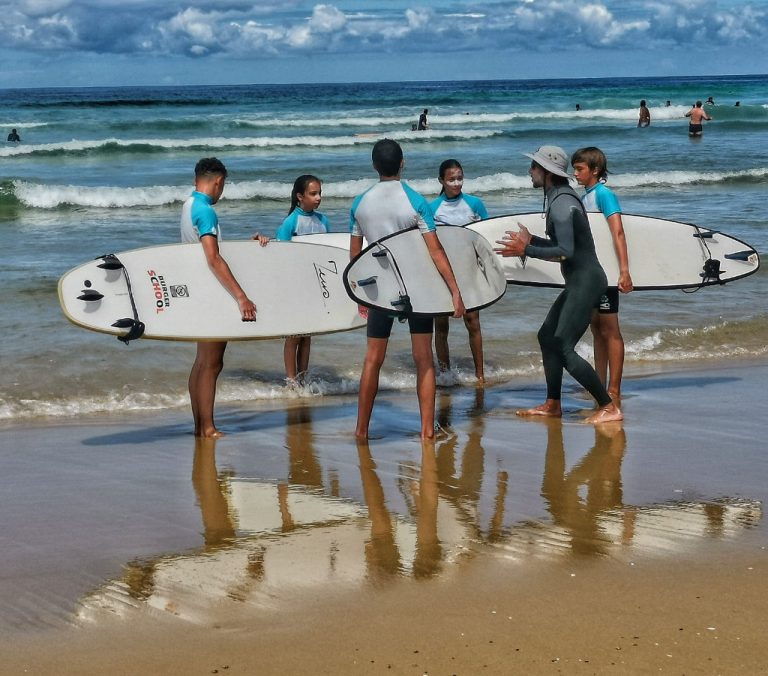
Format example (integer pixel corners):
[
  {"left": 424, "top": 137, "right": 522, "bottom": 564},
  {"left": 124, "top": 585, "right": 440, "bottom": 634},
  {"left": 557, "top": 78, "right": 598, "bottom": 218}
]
[{"left": 495, "top": 146, "right": 623, "bottom": 425}]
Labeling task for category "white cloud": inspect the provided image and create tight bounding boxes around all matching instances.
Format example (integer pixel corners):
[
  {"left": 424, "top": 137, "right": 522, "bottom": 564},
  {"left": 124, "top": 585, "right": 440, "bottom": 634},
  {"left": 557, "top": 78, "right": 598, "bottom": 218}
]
[{"left": 0, "top": 0, "right": 765, "bottom": 60}]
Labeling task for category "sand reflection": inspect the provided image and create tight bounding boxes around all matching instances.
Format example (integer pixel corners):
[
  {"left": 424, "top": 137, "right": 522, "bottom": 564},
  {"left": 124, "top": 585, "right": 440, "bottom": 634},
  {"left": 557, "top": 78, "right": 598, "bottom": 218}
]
[{"left": 76, "top": 395, "right": 762, "bottom": 625}]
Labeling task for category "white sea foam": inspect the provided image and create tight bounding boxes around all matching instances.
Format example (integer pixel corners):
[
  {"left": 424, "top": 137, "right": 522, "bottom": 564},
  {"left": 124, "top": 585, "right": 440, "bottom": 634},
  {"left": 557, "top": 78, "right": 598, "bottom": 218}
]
[
  {"left": 232, "top": 106, "right": 691, "bottom": 128},
  {"left": 0, "top": 129, "right": 500, "bottom": 158},
  {"left": 15, "top": 162, "right": 767, "bottom": 209}
]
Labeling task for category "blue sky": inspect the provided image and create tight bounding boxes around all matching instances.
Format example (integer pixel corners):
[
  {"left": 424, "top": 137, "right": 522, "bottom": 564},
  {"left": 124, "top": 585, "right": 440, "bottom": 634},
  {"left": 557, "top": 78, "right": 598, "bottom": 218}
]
[{"left": 1, "top": 0, "right": 766, "bottom": 88}]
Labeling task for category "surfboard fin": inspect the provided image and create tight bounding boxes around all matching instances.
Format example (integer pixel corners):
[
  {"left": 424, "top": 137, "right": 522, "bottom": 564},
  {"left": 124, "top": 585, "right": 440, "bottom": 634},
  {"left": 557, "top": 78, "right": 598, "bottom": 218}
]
[
  {"left": 372, "top": 250, "right": 388, "bottom": 258},
  {"left": 693, "top": 230, "right": 718, "bottom": 239},
  {"left": 96, "top": 254, "right": 124, "bottom": 270},
  {"left": 724, "top": 250, "right": 755, "bottom": 262},
  {"left": 112, "top": 318, "right": 145, "bottom": 344},
  {"left": 77, "top": 289, "right": 104, "bottom": 301},
  {"left": 357, "top": 276, "right": 378, "bottom": 287}
]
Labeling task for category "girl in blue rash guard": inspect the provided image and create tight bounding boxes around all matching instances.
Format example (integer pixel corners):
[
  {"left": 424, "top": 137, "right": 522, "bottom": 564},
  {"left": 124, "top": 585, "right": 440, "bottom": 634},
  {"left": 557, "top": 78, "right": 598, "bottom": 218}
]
[
  {"left": 431, "top": 159, "right": 489, "bottom": 381},
  {"left": 277, "top": 175, "right": 330, "bottom": 385}
]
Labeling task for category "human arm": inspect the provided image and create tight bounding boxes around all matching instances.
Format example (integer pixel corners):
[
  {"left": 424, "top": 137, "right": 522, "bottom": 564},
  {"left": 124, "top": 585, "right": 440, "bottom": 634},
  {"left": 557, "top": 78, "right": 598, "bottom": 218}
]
[
  {"left": 422, "top": 231, "right": 465, "bottom": 318},
  {"left": 200, "top": 235, "right": 257, "bottom": 320},
  {"left": 606, "top": 213, "right": 633, "bottom": 292},
  {"left": 350, "top": 234, "right": 367, "bottom": 318}
]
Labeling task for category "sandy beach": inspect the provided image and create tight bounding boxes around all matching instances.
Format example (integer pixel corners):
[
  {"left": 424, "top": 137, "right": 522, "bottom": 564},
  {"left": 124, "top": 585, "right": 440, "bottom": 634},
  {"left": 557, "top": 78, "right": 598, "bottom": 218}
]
[{"left": 1, "top": 360, "right": 767, "bottom": 675}]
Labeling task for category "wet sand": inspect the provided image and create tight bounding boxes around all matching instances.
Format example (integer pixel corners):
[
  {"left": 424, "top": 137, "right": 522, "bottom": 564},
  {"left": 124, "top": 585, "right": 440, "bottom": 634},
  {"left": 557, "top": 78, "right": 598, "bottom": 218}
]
[{"left": 1, "top": 361, "right": 767, "bottom": 674}]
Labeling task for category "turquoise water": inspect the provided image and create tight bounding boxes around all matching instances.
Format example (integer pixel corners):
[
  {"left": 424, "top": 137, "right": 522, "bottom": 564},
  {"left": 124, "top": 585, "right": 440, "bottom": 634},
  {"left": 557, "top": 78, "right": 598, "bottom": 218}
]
[{"left": 1, "top": 75, "right": 766, "bottom": 419}]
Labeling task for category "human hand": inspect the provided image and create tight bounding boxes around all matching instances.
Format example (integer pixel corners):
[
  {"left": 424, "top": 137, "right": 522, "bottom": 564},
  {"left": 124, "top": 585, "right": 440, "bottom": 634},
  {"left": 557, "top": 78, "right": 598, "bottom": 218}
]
[
  {"left": 495, "top": 229, "right": 526, "bottom": 257},
  {"left": 251, "top": 232, "right": 270, "bottom": 246},
  {"left": 452, "top": 291, "right": 466, "bottom": 318},
  {"left": 239, "top": 297, "right": 257, "bottom": 322},
  {"left": 358, "top": 304, "right": 368, "bottom": 319},
  {"left": 618, "top": 271, "right": 634, "bottom": 293}
]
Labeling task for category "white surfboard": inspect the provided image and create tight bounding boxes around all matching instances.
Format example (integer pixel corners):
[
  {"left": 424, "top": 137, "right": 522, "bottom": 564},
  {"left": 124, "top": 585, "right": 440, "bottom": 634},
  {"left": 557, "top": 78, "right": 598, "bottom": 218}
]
[
  {"left": 343, "top": 225, "right": 507, "bottom": 315},
  {"left": 292, "top": 232, "right": 356, "bottom": 249},
  {"left": 468, "top": 213, "right": 760, "bottom": 290},
  {"left": 59, "top": 241, "right": 366, "bottom": 342}
]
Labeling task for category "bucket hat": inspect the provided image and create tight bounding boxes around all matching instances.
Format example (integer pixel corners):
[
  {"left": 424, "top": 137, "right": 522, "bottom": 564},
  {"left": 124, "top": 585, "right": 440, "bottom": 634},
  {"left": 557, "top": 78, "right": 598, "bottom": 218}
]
[{"left": 523, "top": 145, "right": 570, "bottom": 178}]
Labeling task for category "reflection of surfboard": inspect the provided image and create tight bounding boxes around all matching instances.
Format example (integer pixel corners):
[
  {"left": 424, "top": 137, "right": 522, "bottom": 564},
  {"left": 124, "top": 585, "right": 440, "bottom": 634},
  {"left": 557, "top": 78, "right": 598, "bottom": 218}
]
[
  {"left": 343, "top": 225, "right": 506, "bottom": 315},
  {"left": 468, "top": 213, "right": 760, "bottom": 290},
  {"left": 58, "top": 241, "right": 366, "bottom": 342}
]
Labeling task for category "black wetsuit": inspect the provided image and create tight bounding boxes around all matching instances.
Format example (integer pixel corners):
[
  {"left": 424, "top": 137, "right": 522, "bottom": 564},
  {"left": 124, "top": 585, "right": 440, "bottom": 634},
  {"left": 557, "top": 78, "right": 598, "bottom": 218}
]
[{"left": 525, "top": 185, "right": 611, "bottom": 407}]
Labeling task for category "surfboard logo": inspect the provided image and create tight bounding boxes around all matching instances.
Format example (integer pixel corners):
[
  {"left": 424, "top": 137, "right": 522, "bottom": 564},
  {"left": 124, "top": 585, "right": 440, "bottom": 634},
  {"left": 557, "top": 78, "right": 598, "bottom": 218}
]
[
  {"left": 313, "top": 260, "right": 339, "bottom": 303},
  {"left": 170, "top": 285, "right": 189, "bottom": 298},
  {"left": 147, "top": 270, "right": 170, "bottom": 313}
]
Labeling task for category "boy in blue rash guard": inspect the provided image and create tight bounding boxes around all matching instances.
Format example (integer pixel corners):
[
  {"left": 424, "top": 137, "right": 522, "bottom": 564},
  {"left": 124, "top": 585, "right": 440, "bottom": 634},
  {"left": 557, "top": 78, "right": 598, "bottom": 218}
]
[
  {"left": 572, "top": 147, "right": 633, "bottom": 400},
  {"left": 495, "top": 146, "right": 623, "bottom": 425},
  {"left": 349, "top": 139, "right": 466, "bottom": 440},
  {"left": 276, "top": 174, "right": 330, "bottom": 385},
  {"left": 431, "top": 159, "right": 489, "bottom": 381},
  {"left": 181, "top": 157, "right": 258, "bottom": 438}
]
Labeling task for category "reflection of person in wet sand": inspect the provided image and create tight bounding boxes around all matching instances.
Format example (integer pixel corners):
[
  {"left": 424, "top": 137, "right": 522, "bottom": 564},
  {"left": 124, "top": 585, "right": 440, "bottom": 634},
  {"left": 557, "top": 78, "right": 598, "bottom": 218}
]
[
  {"left": 356, "top": 441, "right": 401, "bottom": 580},
  {"left": 434, "top": 389, "right": 509, "bottom": 543},
  {"left": 192, "top": 437, "right": 236, "bottom": 547},
  {"left": 540, "top": 421, "right": 629, "bottom": 555},
  {"left": 412, "top": 439, "right": 442, "bottom": 578},
  {"left": 285, "top": 405, "right": 323, "bottom": 488}
]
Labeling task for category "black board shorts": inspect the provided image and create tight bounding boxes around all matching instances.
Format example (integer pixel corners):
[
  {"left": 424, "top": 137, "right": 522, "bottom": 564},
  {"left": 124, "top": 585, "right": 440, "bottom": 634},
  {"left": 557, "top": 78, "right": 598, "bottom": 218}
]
[
  {"left": 595, "top": 287, "right": 620, "bottom": 314},
  {"left": 688, "top": 123, "right": 703, "bottom": 135},
  {"left": 366, "top": 307, "right": 433, "bottom": 339}
]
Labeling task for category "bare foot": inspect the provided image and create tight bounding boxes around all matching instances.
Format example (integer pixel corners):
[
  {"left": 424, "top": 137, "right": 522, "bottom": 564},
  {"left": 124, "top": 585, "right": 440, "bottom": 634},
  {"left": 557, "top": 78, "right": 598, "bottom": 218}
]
[
  {"left": 516, "top": 401, "right": 562, "bottom": 418},
  {"left": 585, "top": 404, "right": 623, "bottom": 425},
  {"left": 197, "top": 427, "right": 224, "bottom": 438}
]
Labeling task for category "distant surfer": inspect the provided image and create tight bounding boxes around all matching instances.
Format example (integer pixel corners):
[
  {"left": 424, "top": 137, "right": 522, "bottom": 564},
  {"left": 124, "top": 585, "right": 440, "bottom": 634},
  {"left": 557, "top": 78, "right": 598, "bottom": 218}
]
[
  {"left": 349, "top": 139, "right": 465, "bottom": 440},
  {"left": 571, "top": 147, "right": 633, "bottom": 400},
  {"left": 637, "top": 100, "right": 651, "bottom": 127},
  {"left": 6, "top": 128, "right": 20, "bottom": 142},
  {"left": 417, "top": 108, "right": 429, "bottom": 130},
  {"left": 495, "top": 145, "right": 623, "bottom": 425},
  {"left": 431, "top": 158, "right": 489, "bottom": 381},
  {"left": 685, "top": 101, "right": 712, "bottom": 137},
  {"left": 181, "top": 157, "right": 261, "bottom": 438}
]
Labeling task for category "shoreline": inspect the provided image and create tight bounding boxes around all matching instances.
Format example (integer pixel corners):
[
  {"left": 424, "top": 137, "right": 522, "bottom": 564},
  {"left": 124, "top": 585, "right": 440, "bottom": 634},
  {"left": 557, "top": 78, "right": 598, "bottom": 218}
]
[{"left": 1, "top": 360, "right": 767, "bottom": 674}]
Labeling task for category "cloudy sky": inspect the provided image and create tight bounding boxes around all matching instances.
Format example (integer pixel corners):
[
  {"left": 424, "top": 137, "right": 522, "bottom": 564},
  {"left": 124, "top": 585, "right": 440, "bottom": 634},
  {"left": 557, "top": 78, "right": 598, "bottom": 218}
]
[{"left": 1, "top": 0, "right": 766, "bottom": 88}]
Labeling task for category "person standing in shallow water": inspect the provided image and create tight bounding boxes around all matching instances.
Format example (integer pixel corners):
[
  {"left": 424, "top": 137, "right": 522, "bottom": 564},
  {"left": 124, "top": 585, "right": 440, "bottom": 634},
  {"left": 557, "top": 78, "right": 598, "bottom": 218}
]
[
  {"left": 638, "top": 100, "right": 651, "bottom": 127},
  {"left": 685, "top": 101, "right": 712, "bottom": 137},
  {"left": 349, "top": 139, "right": 465, "bottom": 440},
  {"left": 495, "top": 146, "right": 623, "bottom": 425},
  {"left": 181, "top": 157, "right": 260, "bottom": 438},
  {"left": 431, "top": 158, "right": 489, "bottom": 381}
]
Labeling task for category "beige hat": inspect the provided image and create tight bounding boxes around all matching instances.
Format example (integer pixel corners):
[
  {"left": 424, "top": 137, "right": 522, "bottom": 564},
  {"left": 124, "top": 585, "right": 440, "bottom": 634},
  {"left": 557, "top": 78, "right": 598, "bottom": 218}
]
[{"left": 523, "top": 145, "right": 570, "bottom": 178}]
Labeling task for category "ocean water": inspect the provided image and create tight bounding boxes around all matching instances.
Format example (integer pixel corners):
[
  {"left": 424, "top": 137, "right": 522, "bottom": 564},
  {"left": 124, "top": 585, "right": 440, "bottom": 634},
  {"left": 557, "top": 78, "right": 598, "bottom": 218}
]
[{"left": 1, "top": 75, "right": 766, "bottom": 421}]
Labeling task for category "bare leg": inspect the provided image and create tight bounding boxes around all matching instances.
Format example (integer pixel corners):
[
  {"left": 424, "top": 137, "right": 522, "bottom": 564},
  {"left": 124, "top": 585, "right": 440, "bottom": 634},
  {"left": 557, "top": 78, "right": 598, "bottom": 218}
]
[
  {"left": 411, "top": 332, "right": 437, "bottom": 439},
  {"left": 189, "top": 341, "right": 227, "bottom": 437},
  {"left": 591, "top": 310, "right": 608, "bottom": 387},
  {"left": 356, "top": 337, "right": 388, "bottom": 439},
  {"left": 464, "top": 310, "right": 484, "bottom": 381},
  {"left": 434, "top": 316, "right": 450, "bottom": 372},
  {"left": 296, "top": 336, "right": 311, "bottom": 382},
  {"left": 517, "top": 398, "right": 562, "bottom": 417},
  {"left": 601, "top": 314, "right": 625, "bottom": 399},
  {"left": 283, "top": 336, "right": 300, "bottom": 381}
]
